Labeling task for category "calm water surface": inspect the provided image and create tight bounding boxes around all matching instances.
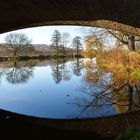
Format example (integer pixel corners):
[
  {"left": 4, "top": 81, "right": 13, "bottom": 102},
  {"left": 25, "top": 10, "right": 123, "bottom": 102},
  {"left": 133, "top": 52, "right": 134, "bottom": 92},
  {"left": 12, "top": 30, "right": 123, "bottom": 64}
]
[{"left": 0, "top": 58, "right": 139, "bottom": 118}]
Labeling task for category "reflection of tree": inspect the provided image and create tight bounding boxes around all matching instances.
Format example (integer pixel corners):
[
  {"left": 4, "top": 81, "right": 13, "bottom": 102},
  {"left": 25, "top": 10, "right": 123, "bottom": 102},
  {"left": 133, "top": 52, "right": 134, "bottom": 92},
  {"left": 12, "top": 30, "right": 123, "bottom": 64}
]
[
  {"left": 5, "top": 61, "right": 33, "bottom": 84},
  {"left": 0, "top": 68, "right": 5, "bottom": 86},
  {"left": 75, "top": 60, "right": 140, "bottom": 117},
  {"left": 62, "top": 62, "right": 72, "bottom": 81},
  {"left": 51, "top": 59, "right": 73, "bottom": 83},
  {"left": 71, "top": 59, "right": 83, "bottom": 76},
  {"left": 111, "top": 80, "right": 140, "bottom": 113},
  {"left": 83, "top": 59, "right": 103, "bottom": 84},
  {"left": 51, "top": 59, "right": 63, "bottom": 84}
]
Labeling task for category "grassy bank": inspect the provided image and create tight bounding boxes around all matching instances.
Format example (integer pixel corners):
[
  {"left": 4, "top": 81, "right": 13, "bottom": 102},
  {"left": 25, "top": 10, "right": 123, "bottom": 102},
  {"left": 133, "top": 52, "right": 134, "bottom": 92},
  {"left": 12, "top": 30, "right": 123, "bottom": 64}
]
[{"left": 95, "top": 48, "right": 140, "bottom": 82}]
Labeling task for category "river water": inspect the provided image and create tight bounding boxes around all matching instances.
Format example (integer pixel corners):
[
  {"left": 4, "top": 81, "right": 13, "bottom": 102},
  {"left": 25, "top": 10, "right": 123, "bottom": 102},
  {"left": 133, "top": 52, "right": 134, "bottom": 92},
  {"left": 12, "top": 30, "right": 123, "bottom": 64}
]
[{"left": 0, "top": 58, "right": 139, "bottom": 118}]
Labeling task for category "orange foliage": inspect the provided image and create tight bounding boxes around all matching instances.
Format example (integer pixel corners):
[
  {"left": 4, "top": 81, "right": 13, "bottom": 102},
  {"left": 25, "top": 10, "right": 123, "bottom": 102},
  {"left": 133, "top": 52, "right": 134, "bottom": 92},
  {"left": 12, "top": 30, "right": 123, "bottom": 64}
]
[{"left": 96, "top": 48, "right": 140, "bottom": 84}]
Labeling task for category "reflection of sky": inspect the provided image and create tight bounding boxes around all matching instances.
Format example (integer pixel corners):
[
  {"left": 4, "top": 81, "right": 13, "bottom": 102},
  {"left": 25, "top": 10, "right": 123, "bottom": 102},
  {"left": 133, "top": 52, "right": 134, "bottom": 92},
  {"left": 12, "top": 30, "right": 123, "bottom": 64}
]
[{"left": 0, "top": 60, "right": 117, "bottom": 119}]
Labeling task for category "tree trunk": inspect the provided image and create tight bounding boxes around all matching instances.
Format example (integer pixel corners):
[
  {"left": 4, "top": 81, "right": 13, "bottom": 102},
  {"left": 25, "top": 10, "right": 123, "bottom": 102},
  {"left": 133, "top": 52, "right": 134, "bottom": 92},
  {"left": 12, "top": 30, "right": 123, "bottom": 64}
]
[
  {"left": 76, "top": 45, "right": 79, "bottom": 56},
  {"left": 128, "top": 83, "right": 133, "bottom": 111},
  {"left": 57, "top": 47, "right": 58, "bottom": 55},
  {"left": 63, "top": 45, "right": 66, "bottom": 54},
  {"left": 128, "top": 36, "right": 135, "bottom": 51}
]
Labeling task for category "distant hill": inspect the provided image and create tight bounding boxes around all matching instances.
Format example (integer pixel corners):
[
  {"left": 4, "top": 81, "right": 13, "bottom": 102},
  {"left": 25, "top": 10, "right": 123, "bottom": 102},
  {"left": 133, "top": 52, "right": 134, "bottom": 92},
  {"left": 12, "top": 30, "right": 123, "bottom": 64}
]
[
  {"left": 31, "top": 44, "right": 75, "bottom": 54},
  {"left": 31, "top": 44, "right": 57, "bottom": 54},
  {"left": 31, "top": 44, "right": 48, "bottom": 48},
  {"left": 31, "top": 44, "right": 50, "bottom": 53}
]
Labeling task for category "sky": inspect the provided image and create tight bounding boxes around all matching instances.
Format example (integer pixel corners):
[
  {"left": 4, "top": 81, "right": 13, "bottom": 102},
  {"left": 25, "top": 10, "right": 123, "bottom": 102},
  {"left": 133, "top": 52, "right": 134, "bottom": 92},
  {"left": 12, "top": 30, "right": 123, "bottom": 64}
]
[{"left": 0, "top": 26, "right": 87, "bottom": 45}]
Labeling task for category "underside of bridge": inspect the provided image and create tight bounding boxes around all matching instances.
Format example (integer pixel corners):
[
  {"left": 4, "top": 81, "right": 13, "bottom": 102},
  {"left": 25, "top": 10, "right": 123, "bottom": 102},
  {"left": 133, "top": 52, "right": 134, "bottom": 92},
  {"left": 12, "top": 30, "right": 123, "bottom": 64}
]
[{"left": 0, "top": 0, "right": 140, "bottom": 35}]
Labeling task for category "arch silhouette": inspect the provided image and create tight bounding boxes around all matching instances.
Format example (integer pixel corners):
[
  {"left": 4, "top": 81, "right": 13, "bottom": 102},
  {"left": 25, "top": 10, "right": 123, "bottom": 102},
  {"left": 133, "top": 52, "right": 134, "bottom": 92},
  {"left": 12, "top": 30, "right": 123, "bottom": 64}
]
[{"left": 0, "top": 0, "right": 140, "bottom": 35}]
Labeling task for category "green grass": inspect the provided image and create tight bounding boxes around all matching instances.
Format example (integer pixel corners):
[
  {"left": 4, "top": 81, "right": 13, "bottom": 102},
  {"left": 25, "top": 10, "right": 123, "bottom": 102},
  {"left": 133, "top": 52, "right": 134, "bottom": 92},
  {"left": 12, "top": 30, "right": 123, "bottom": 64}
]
[{"left": 130, "top": 70, "right": 140, "bottom": 79}]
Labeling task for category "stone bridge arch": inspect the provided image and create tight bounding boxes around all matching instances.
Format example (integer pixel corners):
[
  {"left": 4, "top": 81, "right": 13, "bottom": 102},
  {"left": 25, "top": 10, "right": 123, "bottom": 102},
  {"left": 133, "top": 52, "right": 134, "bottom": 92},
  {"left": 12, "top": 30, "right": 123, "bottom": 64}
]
[{"left": 0, "top": 0, "right": 140, "bottom": 35}]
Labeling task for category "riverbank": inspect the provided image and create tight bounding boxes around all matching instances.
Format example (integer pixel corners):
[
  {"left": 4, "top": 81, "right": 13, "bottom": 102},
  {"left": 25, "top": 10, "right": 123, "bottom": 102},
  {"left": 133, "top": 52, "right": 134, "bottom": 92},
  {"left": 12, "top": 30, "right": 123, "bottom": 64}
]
[{"left": 0, "top": 54, "right": 83, "bottom": 61}]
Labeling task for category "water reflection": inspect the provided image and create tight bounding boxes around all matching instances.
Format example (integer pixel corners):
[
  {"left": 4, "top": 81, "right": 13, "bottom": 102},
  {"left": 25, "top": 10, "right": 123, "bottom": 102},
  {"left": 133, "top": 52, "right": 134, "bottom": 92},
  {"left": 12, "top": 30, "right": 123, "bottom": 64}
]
[
  {"left": 5, "top": 61, "right": 34, "bottom": 84},
  {"left": 62, "top": 61, "right": 72, "bottom": 81},
  {"left": 76, "top": 59, "right": 140, "bottom": 117},
  {"left": 51, "top": 59, "right": 63, "bottom": 84},
  {"left": 0, "top": 58, "right": 139, "bottom": 118},
  {"left": 50, "top": 58, "right": 82, "bottom": 83},
  {"left": 71, "top": 58, "right": 83, "bottom": 76}
]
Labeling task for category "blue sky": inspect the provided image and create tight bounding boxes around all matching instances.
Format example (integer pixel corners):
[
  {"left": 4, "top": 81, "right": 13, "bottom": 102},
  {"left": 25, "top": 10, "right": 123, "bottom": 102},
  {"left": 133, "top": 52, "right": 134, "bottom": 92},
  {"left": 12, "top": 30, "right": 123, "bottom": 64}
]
[{"left": 0, "top": 26, "right": 86, "bottom": 45}]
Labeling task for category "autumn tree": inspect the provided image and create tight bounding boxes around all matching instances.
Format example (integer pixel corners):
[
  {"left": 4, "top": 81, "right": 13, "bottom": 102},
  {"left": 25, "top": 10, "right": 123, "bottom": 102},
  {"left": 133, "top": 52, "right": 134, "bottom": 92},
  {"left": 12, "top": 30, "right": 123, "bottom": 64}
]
[
  {"left": 5, "top": 33, "right": 31, "bottom": 57},
  {"left": 83, "top": 32, "right": 105, "bottom": 58},
  {"left": 72, "top": 36, "right": 82, "bottom": 56},
  {"left": 51, "top": 30, "right": 61, "bottom": 55}
]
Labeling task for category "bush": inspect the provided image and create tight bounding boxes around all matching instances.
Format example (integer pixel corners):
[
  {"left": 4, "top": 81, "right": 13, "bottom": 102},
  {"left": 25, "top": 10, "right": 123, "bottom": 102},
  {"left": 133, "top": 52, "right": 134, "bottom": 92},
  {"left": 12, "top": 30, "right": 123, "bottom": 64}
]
[{"left": 96, "top": 48, "right": 140, "bottom": 83}]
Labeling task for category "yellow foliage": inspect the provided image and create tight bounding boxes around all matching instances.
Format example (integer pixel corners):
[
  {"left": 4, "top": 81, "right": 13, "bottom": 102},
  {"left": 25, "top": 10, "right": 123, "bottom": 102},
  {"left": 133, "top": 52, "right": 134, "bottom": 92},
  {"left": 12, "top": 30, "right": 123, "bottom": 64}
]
[
  {"left": 96, "top": 48, "right": 140, "bottom": 84},
  {"left": 82, "top": 50, "right": 96, "bottom": 58}
]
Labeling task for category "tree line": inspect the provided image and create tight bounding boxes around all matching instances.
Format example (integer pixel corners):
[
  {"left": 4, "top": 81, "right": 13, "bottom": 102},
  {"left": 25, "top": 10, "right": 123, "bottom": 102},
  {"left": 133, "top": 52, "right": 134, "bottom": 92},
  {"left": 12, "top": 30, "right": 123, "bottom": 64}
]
[
  {"left": 2, "top": 27, "right": 140, "bottom": 60},
  {"left": 50, "top": 30, "right": 83, "bottom": 57},
  {"left": 3, "top": 30, "right": 83, "bottom": 59}
]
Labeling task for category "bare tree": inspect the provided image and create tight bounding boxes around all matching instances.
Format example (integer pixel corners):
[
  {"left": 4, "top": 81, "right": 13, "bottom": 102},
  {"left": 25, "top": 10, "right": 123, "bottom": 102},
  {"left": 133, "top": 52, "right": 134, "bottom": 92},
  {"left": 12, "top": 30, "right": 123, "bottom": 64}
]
[
  {"left": 83, "top": 27, "right": 140, "bottom": 51},
  {"left": 5, "top": 33, "right": 31, "bottom": 57},
  {"left": 62, "top": 32, "right": 71, "bottom": 53},
  {"left": 106, "top": 29, "right": 138, "bottom": 51}
]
